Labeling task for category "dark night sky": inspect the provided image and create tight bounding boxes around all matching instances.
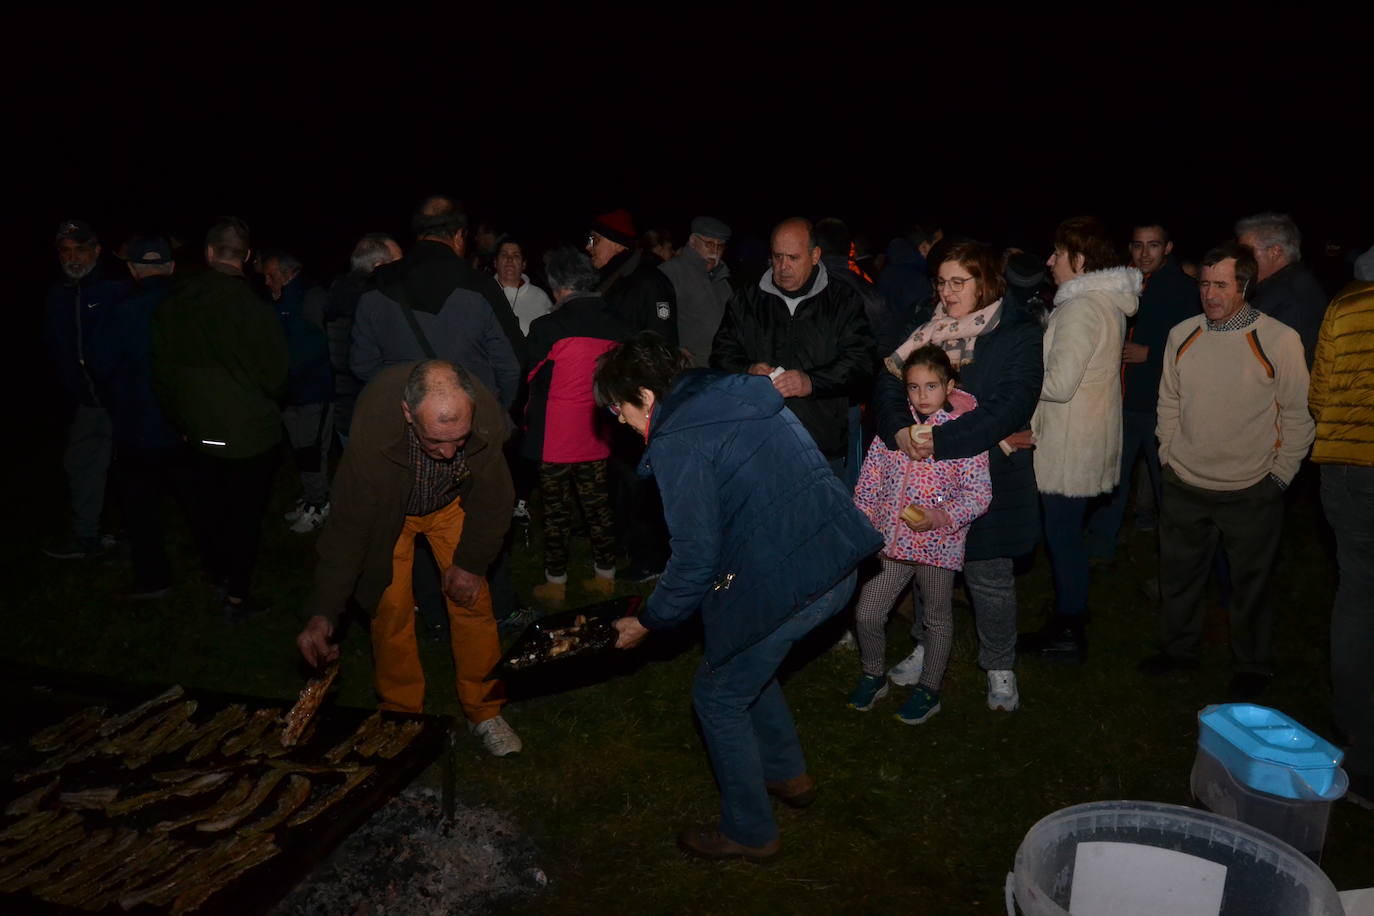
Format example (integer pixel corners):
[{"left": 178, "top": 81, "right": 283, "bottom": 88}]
[{"left": 9, "top": 8, "right": 1371, "bottom": 325}]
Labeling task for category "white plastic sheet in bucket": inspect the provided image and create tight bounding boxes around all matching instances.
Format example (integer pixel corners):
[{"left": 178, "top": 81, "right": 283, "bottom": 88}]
[{"left": 1007, "top": 800, "right": 1343, "bottom": 916}]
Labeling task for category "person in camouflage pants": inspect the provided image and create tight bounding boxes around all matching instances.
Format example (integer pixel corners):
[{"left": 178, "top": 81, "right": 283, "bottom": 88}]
[
  {"left": 521, "top": 247, "right": 633, "bottom": 604},
  {"left": 540, "top": 459, "right": 617, "bottom": 579}
]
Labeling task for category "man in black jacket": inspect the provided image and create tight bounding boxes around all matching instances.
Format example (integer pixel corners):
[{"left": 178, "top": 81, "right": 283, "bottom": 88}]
[
  {"left": 710, "top": 217, "right": 876, "bottom": 477},
  {"left": 1085, "top": 222, "right": 1199, "bottom": 560},
  {"left": 350, "top": 198, "right": 523, "bottom": 408},
  {"left": 588, "top": 209, "right": 678, "bottom": 345},
  {"left": 1236, "top": 212, "right": 1328, "bottom": 366},
  {"left": 43, "top": 219, "right": 130, "bottom": 560}
]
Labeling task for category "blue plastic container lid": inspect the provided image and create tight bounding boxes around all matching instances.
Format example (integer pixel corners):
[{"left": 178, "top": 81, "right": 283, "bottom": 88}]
[{"left": 1198, "top": 704, "right": 1344, "bottom": 798}]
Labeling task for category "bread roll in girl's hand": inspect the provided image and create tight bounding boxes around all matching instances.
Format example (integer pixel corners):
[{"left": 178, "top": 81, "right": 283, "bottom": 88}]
[
  {"left": 900, "top": 505, "right": 926, "bottom": 526},
  {"left": 908, "top": 424, "right": 934, "bottom": 442}
]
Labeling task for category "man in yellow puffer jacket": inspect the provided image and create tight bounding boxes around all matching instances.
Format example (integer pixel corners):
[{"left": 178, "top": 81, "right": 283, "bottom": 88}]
[{"left": 1308, "top": 255, "right": 1374, "bottom": 810}]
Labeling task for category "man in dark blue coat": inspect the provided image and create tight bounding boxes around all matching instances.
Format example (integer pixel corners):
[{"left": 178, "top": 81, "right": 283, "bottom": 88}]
[
  {"left": 43, "top": 219, "right": 130, "bottom": 559},
  {"left": 85, "top": 237, "right": 187, "bottom": 598},
  {"left": 1085, "top": 222, "right": 1199, "bottom": 559}
]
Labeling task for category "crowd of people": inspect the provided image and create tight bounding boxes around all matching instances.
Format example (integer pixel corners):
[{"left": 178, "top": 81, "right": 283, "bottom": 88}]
[{"left": 43, "top": 198, "right": 1373, "bottom": 861}]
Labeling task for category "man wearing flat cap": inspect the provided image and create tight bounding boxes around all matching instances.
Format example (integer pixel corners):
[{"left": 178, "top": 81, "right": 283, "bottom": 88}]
[
  {"left": 660, "top": 216, "right": 733, "bottom": 367},
  {"left": 587, "top": 209, "right": 678, "bottom": 345},
  {"left": 43, "top": 219, "right": 130, "bottom": 560}
]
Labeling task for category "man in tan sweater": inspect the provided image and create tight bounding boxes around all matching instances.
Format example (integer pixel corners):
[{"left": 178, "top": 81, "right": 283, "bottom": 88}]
[{"left": 1142, "top": 241, "right": 1314, "bottom": 701}]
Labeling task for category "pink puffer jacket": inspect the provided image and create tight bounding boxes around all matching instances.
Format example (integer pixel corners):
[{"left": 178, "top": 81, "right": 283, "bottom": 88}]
[{"left": 853, "top": 389, "right": 992, "bottom": 571}]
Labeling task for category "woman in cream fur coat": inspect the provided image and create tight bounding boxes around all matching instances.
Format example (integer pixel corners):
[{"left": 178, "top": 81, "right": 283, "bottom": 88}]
[{"left": 1019, "top": 217, "right": 1140, "bottom": 661}]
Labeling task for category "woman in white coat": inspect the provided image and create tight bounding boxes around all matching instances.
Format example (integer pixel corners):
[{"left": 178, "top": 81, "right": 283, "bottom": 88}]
[{"left": 1018, "top": 216, "right": 1140, "bottom": 661}]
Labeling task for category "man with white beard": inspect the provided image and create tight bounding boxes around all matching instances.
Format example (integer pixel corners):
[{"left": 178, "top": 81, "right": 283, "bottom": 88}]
[
  {"left": 43, "top": 220, "right": 130, "bottom": 559},
  {"left": 659, "top": 217, "right": 733, "bottom": 367}
]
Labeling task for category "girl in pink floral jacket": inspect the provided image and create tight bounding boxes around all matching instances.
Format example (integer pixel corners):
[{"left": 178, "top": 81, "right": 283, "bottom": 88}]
[{"left": 848, "top": 345, "right": 992, "bottom": 725}]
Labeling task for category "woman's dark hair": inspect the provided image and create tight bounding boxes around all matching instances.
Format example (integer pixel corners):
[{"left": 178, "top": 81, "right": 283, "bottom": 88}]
[
  {"left": 1053, "top": 216, "right": 1122, "bottom": 274},
  {"left": 937, "top": 241, "right": 1006, "bottom": 309},
  {"left": 593, "top": 331, "right": 694, "bottom": 409},
  {"left": 902, "top": 344, "right": 958, "bottom": 385}
]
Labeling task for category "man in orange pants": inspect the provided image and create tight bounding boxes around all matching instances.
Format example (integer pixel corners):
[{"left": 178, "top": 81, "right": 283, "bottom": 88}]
[{"left": 297, "top": 359, "right": 521, "bottom": 756}]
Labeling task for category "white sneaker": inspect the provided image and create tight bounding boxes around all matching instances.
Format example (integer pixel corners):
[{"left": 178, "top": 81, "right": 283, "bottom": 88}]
[
  {"left": 283, "top": 498, "right": 307, "bottom": 522},
  {"left": 888, "top": 645, "right": 925, "bottom": 687},
  {"left": 471, "top": 715, "right": 522, "bottom": 757},
  {"left": 289, "top": 502, "right": 330, "bottom": 533},
  {"left": 987, "top": 670, "right": 1019, "bottom": 711}
]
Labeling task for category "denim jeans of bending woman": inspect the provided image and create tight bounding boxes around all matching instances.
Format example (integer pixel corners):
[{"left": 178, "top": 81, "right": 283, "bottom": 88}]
[
  {"left": 1040, "top": 493, "right": 1090, "bottom": 618},
  {"left": 690, "top": 571, "right": 857, "bottom": 848}
]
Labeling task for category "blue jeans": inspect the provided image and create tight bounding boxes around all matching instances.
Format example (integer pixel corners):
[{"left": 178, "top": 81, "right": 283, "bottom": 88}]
[
  {"left": 1085, "top": 410, "right": 1159, "bottom": 560},
  {"left": 1041, "top": 494, "right": 1090, "bottom": 617},
  {"left": 691, "top": 571, "right": 857, "bottom": 847}
]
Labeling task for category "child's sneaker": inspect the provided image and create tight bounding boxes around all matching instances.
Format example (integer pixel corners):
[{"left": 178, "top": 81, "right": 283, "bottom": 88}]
[
  {"left": 847, "top": 674, "right": 889, "bottom": 711},
  {"left": 894, "top": 686, "right": 941, "bottom": 725},
  {"left": 986, "top": 670, "right": 1019, "bottom": 711},
  {"left": 888, "top": 644, "right": 925, "bottom": 686}
]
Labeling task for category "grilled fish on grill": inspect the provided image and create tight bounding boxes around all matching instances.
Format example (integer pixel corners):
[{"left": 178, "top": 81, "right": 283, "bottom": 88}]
[
  {"left": 355, "top": 720, "right": 397, "bottom": 757},
  {"left": 239, "top": 774, "right": 310, "bottom": 834},
  {"left": 0, "top": 826, "right": 112, "bottom": 893},
  {"left": 4, "top": 777, "right": 59, "bottom": 815},
  {"left": 105, "top": 771, "right": 230, "bottom": 817},
  {"left": 281, "top": 660, "right": 339, "bottom": 747},
  {"left": 184, "top": 704, "right": 248, "bottom": 762},
  {"left": 29, "top": 827, "right": 138, "bottom": 898},
  {"left": 98, "top": 685, "right": 184, "bottom": 737},
  {"left": 377, "top": 719, "right": 425, "bottom": 759},
  {"left": 171, "top": 836, "right": 279, "bottom": 915},
  {"left": 323, "top": 711, "right": 383, "bottom": 764},
  {"left": 58, "top": 787, "right": 120, "bottom": 809},
  {"left": 152, "top": 776, "right": 254, "bottom": 832},
  {"left": 220, "top": 708, "right": 280, "bottom": 757},
  {"left": 195, "top": 769, "right": 288, "bottom": 832},
  {"left": 31, "top": 706, "right": 105, "bottom": 752},
  {"left": 285, "top": 765, "right": 374, "bottom": 827}
]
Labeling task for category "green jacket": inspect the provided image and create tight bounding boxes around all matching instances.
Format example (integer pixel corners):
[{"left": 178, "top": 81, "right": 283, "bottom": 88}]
[
  {"left": 306, "top": 363, "right": 514, "bottom": 625},
  {"left": 152, "top": 265, "right": 288, "bottom": 458}
]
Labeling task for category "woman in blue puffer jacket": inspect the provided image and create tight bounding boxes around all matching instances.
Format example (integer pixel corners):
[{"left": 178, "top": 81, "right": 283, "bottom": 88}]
[{"left": 596, "top": 331, "right": 882, "bottom": 864}]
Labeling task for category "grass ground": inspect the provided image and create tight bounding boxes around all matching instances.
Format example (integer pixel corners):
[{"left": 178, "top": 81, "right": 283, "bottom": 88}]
[{"left": 6, "top": 447, "right": 1371, "bottom": 914}]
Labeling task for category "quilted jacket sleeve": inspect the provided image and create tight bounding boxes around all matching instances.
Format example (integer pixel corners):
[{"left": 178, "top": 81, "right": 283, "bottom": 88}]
[
  {"left": 638, "top": 440, "right": 723, "bottom": 630},
  {"left": 939, "top": 451, "right": 992, "bottom": 529}
]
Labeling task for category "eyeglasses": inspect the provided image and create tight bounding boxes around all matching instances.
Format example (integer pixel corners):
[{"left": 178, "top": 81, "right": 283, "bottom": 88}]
[
  {"left": 934, "top": 276, "right": 974, "bottom": 291},
  {"left": 587, "top": 233, "right": 602, "bottom": 248}
]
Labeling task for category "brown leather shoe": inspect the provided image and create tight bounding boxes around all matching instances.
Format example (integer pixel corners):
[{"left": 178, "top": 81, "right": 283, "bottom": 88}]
[
  {"left": 765, "top": 773, "right": 817, "bottom": 809},
  {"left": 677, "top": 825, "right": 779, "bottom": 863}
]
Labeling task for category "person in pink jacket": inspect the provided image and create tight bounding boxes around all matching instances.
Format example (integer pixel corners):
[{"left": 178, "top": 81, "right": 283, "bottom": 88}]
[{"left": 849, "top": 345, "right": 992, "bottom": 724}]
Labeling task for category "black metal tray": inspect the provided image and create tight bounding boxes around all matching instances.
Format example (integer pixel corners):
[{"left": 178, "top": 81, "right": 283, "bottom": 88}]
[
  {"left": 0, "top": 667, "right": 451, "bottom": 916},
  {"left": 492, "top": 597, "right": 642, "bottom": 697}
]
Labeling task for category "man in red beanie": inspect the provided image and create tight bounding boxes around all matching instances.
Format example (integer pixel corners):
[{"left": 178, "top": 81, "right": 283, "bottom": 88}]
[{"left": 587, "top": 209, "right": 678, "bottom": 346}]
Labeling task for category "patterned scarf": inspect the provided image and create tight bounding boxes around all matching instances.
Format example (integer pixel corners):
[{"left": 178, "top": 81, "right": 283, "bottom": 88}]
[{"left": 884, "top": 298, "right": 1004, "bottom": 378}]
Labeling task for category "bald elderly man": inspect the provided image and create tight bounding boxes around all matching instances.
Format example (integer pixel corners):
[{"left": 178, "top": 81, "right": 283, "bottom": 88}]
[
  {"left": 710, "top": 217, "right": 876, "bottom": 475},
  {"left": 296, "top": 359, "right": 521, "bottom": 756}
]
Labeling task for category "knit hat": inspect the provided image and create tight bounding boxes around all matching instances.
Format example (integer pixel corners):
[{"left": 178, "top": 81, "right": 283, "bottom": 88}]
[
  {"left": 590, "top": 209, "right": 636, "bottom": 248},
  {"left": 690, "top": 216, "right": 731, "bottom": 242}
]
